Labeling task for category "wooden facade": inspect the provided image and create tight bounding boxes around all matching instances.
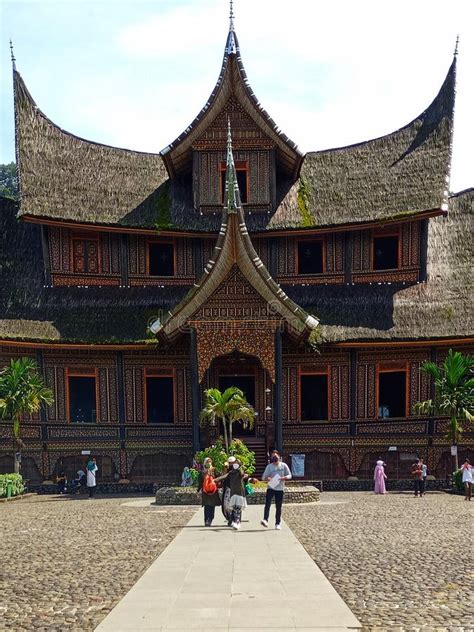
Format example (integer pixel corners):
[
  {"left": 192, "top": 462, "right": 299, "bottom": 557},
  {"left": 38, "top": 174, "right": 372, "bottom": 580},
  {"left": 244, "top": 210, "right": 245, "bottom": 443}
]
[{"left": 1, "top": 18, "right": 472, "bottom": 484}]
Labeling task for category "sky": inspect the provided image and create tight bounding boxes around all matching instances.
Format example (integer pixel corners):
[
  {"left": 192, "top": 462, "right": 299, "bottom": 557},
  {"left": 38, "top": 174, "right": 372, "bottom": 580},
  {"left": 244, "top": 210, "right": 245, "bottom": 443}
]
[{"left": 0, "top": 0, "right": 473, "bottom": 193}]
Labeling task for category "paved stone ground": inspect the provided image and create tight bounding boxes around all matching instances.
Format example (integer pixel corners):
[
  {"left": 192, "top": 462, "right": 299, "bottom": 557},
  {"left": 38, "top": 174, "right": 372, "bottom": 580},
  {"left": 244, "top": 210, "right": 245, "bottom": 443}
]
[
  {"left": 0, "top": 495, "right": 193, "bottom": 631},
  {"left": 285, "top": 491, "right": 474, "bottom": 632},
  {"left": 2, "top": 492, "right": 472, "bottom": 631}
]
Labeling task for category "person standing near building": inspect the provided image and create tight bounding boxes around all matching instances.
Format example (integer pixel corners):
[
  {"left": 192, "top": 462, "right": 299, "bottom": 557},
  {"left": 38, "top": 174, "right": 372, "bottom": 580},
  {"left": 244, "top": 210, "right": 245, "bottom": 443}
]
[
  {"left": 197, "top": 457, "right": 220, "bottom": 526},
  {"left": 261, "top": 453, "right": 292, "bottom": 530},
  {"left": 411, "top": 459, "right": 424, "bottom": 497},
  {"left": 461, "top": 459, "right": 473, "bottom": 501},
  {"left": 420, "top": 459, "right": 428, "bottom": 494},
  {"left": 373, "top": 459, "right": 387, "bottom": 494},
  {"left": 86, "top": 457, "right": 98, "bottom": 498}
]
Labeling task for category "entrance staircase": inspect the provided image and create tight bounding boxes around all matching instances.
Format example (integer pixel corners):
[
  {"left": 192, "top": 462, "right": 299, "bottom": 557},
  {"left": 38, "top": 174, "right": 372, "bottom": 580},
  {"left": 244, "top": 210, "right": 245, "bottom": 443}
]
[{"left": 241, "top": 437, "right": 268, "bottom": 477}]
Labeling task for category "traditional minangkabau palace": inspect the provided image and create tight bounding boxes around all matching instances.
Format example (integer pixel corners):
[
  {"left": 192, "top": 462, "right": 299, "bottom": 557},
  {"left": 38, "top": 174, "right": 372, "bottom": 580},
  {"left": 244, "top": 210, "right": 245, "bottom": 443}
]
[{"left": 1, "top": 13, "right": 472, "bottom": 486}]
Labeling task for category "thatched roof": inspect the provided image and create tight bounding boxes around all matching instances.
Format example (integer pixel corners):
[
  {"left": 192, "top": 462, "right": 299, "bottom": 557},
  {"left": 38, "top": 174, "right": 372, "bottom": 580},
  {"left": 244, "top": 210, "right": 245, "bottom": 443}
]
[
  {"left": 156, "top": 125, "right": 316, "bottom": 343},
  {"left": 0, "top": 189, "right": 472, "bottom": 345},
  {"left": 161, "top": 26, "right": 303, "bottom": 179},
  {"left": 295, "top": 188, "right": 473, "bottom": 342},
  {"left": 14, "top": 70, "right": 169, "bottom": 227},
  {"left": 13, "top": 38, "right": 456, "bottom": 232},
  {"left": 269, "top": 56, "right": 456, "bottom": 229}
]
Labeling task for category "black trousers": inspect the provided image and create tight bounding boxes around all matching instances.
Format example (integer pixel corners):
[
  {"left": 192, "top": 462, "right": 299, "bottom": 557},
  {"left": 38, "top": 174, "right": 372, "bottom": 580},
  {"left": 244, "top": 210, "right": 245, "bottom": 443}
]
[
  {"left": 264, "top": 489, "right": 284, "bottom": 524},
  {"left": 88, "top": 486, "right": 95, "bottom": 498},
  {"left": 204, "top": 505, "right": 215, "bottom": 524},
  {"left": 414, "top": 479, "right": 423, "bottom": 496}
]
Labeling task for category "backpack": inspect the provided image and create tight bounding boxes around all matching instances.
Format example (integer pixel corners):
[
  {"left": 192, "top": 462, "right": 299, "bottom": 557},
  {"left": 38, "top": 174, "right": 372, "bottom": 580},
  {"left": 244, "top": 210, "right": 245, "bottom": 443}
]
[{"left": 203, "top": 474, "right": 217, "bottom": 494}]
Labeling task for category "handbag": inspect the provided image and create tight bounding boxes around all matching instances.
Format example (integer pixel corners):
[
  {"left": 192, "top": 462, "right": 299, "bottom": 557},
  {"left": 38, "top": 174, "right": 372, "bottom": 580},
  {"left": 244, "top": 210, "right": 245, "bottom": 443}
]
[
  {"left": 203, "top": 474, "right": 217, "bottom": 494},
  {"left": 244, "top": 482, "right": 254, "bottom": 496}
]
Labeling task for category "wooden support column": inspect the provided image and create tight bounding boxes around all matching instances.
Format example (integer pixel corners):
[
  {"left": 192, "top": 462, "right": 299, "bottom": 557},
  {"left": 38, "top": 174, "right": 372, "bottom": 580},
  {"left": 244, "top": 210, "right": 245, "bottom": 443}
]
[
  {"left": 190, "top": 328, "right": 201, "bottom": 454},
  {"left": 40, "top": 225, "right": 52, "bottom": 286},
  {"left": 349, "top": 348, "right": 357, "bottom": 437},
  {"left": 35, "top": 349, "right": 48, "bottom": 441},
  {"left": 419, "top": 219, "right": 429, "bottom": 282},
  {"left": 274, "top": 328, "right": 283, "bottom": 452},
  {"left": 428, "top": 346, "right": 437, "bottom": 436},
  {"left": 116, "top": 351, "right": 126, "bottom": 443},
  {"left": 120, "top": 234, "right": 129, "bottom": 286},
  {"left": 344, "top": 232, "right": 353, "bottom": 284}
]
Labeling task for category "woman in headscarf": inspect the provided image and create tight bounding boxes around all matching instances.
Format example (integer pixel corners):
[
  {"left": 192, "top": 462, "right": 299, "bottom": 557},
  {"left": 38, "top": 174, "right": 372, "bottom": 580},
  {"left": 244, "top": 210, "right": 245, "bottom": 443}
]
[
  {"left": 220, "top": 457, "right": 234, "bottom": 526},
  {"left": 197, "top": 457, "right": 220, "bottom": 526},
  {"left": 373, "top": 458, "right": 387, "bottom": 494},
  {"left": 215, "top": 459, "right": 249, "bottom": 530},
  {"left": 86, "top": 457, "right": 98, "bottom": 498}
]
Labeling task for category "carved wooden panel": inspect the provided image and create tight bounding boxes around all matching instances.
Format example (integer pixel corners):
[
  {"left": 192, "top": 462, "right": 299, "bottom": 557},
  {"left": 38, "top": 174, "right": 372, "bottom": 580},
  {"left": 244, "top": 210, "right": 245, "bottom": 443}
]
[
  {"left": 356, "top": 362, "right": 376, "bottom": 419},
  {"left": 50, "top": 227, "right": 121, "bottom": 285},
  {"left": 194, "top": 97, "right": 274, "bottom": 151}
]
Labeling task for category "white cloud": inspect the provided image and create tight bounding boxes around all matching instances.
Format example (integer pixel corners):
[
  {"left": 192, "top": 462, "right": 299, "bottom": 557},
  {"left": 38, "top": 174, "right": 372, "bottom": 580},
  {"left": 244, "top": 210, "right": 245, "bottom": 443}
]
[
  {"left": 112, "top": 0, "right": 473, "bottom": 190},
  {"left": 2, "top": 0, "right": 472, "bottom": 191}
]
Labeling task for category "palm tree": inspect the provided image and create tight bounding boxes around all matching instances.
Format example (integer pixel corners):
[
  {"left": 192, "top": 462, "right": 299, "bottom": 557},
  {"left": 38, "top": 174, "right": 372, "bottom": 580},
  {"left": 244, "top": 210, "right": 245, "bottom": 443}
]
[
  {"left": 0, "top": 358, "right": 54, "bottom": 474},
  {"left": 200, "top": 387, "right": 255, "bottom": 452},
  {"left": 414, "top": 349, "right": 474, "bottom": 471}
]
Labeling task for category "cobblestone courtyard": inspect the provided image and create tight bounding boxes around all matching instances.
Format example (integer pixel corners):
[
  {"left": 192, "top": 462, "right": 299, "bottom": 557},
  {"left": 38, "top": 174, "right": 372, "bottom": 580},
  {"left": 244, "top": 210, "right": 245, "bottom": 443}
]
[
  {"left": 1, "top": 491, "right": 472, "bottom": 631},
  {"left": 1, "top": 495, "right": 193, "bottom": 631},
  {"left": 286, "top": 491, "right": 473, "bottom": 631}
]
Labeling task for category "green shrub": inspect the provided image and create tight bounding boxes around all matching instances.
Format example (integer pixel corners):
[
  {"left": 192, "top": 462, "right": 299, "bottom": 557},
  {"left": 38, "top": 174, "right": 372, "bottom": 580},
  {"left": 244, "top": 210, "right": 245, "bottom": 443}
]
[
  {"left": 193, "top": 437, "right": 256, "bottom": 477},
  {"left": 452, "top": 469, "right": 463, "bottom": 492},
  {"left": 0, "top": 473, "right": 25, "bottom": 498}
]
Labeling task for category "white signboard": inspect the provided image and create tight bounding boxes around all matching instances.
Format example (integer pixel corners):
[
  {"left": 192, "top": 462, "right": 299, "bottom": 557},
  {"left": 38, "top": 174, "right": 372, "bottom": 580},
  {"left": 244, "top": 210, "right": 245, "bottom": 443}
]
[
  {"left": 290, "top": 454, "right": 305, "bottom": 477},
  {"left": 451, "top": 445, "right": 458, "bottom": 456},
  {"left": 81, "top": 450, "right": 91, "bottom": 456},
  {"left": 388, "top": 446, "right": 397, "bottom": 451}
]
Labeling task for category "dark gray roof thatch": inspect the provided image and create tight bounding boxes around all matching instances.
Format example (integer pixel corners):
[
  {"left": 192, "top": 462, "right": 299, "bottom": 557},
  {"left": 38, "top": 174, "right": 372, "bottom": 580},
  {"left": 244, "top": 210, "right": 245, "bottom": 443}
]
[
  {"left": 0, "top": 197, "right": 186, "bottom": 343},
  {"left": 294, "top": 188, "right": 473, "bottom": 341},
  {"left": 14, "top": 48, "right": 456, "bottom": 232},
  {"left": 0, "top": 189, "right": 471, "bottom": 346}
]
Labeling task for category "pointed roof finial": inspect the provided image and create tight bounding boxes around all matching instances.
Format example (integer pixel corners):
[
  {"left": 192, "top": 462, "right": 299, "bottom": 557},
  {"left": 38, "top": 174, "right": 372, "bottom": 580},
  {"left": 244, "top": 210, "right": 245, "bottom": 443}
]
[
  {"left": 9, "top": 39, "right": 16, "bottom": 69},
  {"left": 454, "top": 35, "right": 459, "bottom": 57},
  {"left": 225, "top": 117, "right": 238, "bottom": 213},
  {"left": 229, "top": 0, "right": 235, "bottom": 32}
]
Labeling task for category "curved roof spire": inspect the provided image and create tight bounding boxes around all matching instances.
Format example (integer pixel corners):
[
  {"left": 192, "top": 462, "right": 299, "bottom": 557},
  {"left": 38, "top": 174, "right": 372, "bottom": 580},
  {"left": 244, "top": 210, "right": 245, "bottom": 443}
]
[
  {"left": 229, "top": 0, "right": 235, "bottom": 31},
  {"left": 161, "top": 3, "right": 303, "bottom": 178},
  {"left": 9, "top": 39, "right": 16, "bottom": 70}
]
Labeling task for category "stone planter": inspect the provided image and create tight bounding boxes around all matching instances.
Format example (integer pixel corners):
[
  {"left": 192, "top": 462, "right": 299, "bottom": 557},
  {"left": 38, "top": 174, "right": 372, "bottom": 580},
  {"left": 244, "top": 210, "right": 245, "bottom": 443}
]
[{"left": 154, "top": 485, "right": 320, "bottom": 505}]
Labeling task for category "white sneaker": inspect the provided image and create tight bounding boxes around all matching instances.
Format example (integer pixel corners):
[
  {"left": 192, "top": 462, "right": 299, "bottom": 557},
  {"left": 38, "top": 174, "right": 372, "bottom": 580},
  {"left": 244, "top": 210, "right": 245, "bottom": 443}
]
[
  {"left": 260, "top": 519, "right": 268, "bottom": 528},
  {"left": 233, "top": 522, "right": 241, "bottom": 530},
  {"left": 275, "top": 524, "right": 281, "bottom": 530}
]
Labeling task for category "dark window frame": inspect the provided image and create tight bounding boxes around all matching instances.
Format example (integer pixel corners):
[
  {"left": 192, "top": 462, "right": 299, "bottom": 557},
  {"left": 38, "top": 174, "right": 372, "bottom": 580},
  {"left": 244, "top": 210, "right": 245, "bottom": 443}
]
[
  {"left": 220, "top": 160, "right": 249, "bottom": 204},
  {"left": 66, "top": 369, "right": 99, "bottom": 424},
  {"left": 372, "top": 231, "right": 400, "bottom": 271},
  {"left": 144, "top": 370, "right": 175, "bottom": 424},
  {"left": 299, "top": 370, "right": 330, "bottom": 421},
  {"left": 147, "top": 240, "right": 175, "bottom": 277},
  {"left": 297, "top": 239, "right": 326, "bottom": 275},
  {"left": 376, "top": 364, "right": 408, "bottom": 419}
]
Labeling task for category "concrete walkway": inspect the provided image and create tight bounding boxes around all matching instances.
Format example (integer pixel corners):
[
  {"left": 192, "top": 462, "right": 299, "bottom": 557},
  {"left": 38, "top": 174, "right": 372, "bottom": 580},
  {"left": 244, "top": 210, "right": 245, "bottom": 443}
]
[{"left": 96, "top": 505, "right": 361, "bottom": 631}]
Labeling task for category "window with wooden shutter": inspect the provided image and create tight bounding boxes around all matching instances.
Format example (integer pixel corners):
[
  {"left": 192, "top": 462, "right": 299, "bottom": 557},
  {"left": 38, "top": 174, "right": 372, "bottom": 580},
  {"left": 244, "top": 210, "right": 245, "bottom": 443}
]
[{"left": 72, "top": 238, "right": 99, "bottom": 273}]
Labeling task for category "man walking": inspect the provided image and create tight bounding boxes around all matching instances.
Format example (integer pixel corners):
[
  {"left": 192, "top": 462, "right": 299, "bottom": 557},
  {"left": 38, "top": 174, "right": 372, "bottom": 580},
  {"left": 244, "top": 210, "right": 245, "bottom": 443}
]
[{"left": 261, "top": 452, "right": 292, "bottom": 530}]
